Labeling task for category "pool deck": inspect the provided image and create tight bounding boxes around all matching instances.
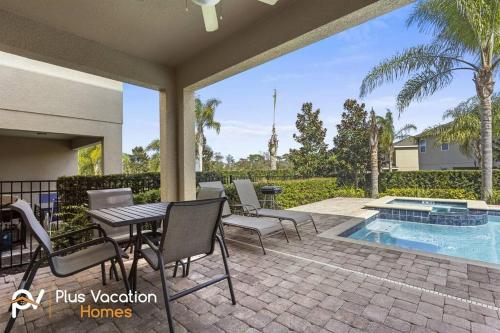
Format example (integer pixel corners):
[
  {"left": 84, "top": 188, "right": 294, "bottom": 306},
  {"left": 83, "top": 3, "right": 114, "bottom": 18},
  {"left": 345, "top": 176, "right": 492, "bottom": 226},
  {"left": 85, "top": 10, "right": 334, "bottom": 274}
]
[{"left": 2, "top": 197, "right": 500, "bottom": 333}]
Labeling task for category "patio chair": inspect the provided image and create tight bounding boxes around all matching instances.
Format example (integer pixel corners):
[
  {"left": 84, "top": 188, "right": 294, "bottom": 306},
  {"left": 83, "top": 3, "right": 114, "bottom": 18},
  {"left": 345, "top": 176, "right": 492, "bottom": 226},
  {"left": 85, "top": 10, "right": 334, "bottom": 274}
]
[
  {"left": 199, "top": 181, "right": 289, "bottom": 254},
  {"left": 133, "top": 197, "right": 236, "bottom": 333},
  {"left": 87, "top": 188, "right": 136, "bottom": 250},
  {"left": 6, "top": 200, "right": 129, "bottom": 332},
  {"left": 233, "top": 179, "right": 318, "bottom": 240}
]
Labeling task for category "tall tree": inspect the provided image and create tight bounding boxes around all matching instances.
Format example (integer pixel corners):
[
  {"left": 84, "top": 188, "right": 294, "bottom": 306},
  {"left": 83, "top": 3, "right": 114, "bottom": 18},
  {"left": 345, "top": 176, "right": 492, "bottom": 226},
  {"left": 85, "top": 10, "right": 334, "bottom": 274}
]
[
  {"left": 123, "top": 146, "right": 149, "bottom": 174},
  {"left": 288, "top": 102, "right": 330, "bottom": 177},
  {"left": 422, "top": 93, "right": 500, "bottom": 166},
  {"left": 369, "top": 109, "right": 379, "bottom": 198},
  {"left": 195, "top": 97, "right": 221, "bottom": 172},
  {"left": 146, "top": 139, "right": 160, "bottom": 172},
  {"left": 268, "top": 89, "right": 279, "bottom": 170},
  {"left": 333, "top": 99, "right": 370, "bottom": 187},
  {"left": 377, "top": 110, "right": 417, "bottom": 171},
  {"left": 360, "top": 0, "right": 499, "bottom": 200},
  {"left": 78, "top": 144, "right": 102, "bottom": 175}
]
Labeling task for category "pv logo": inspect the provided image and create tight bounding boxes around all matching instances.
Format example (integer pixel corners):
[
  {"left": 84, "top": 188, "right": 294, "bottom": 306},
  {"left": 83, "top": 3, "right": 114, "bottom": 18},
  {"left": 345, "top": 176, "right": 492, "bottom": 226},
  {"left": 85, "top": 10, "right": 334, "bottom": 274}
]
[{"left": 10, "top": 289, "right": 45, "bottom": 318}]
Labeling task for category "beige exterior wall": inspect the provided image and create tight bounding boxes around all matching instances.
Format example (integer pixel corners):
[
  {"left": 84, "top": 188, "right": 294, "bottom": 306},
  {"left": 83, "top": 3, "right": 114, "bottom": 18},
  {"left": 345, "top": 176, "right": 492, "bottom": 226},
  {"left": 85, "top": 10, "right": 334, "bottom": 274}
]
[
  {"left": 394, "top": 147, "right": 419, "bottom": 171},
  {"left": 0, "top": 136, "right": 77, "bottom": 180},
  {"left": 0, "top": 52, "right": 123, "bottom": 180},
  {"left": 418, "top": 137, "right": 476, "bottom": 170}
]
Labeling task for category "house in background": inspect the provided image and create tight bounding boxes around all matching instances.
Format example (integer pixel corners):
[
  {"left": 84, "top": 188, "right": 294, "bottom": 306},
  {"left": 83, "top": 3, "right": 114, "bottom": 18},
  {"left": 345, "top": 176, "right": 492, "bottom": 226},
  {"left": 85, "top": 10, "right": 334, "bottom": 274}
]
[
  {"left": 0, "top": 51, "right": 123, "bottom": 181},
  {"left": 393, "top": 137, "right": 419, "bottom": 171},
  {"left": 392, "top": 134, "right": 480, "bottom": 171},
  {"left": 416, "top": 135, "right": 478, "bottom": 170}
]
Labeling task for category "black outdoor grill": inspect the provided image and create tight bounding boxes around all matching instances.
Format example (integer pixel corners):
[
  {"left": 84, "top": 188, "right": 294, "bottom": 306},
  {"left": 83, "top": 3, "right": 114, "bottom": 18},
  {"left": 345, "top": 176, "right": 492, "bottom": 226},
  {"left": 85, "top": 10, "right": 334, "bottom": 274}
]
[{"left": 260, "top": 185, "right": 282, "bottom": 209}]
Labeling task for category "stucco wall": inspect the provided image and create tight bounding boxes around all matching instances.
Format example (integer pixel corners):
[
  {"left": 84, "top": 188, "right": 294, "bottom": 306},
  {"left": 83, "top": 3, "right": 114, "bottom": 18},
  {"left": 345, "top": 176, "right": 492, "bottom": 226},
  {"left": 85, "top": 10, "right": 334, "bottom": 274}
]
[
  {"left": 0, "top": 136, "right": 77, "bottom": 180},
  {"left": 0, "top": 52, "right": 123, "bottom": 178},
  {"left": 419, "top": 137, "right": 475, "bottom": 170}
]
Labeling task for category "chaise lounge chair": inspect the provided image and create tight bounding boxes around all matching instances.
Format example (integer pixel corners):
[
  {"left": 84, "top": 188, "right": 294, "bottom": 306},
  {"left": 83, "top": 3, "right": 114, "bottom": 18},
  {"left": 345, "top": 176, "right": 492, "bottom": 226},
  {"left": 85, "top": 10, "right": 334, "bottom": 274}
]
[
  {"left": 233, "top": 179, "right": 318, "bottom": 240},
  {"left": 199, "top": 181, "right": 289, "bottom": 254}
]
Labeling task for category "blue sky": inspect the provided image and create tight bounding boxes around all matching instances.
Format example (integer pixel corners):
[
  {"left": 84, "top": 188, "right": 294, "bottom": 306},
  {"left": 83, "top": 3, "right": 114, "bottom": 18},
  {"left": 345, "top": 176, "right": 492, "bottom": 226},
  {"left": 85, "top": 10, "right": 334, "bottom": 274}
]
[{"left": 123, "top": 2, "right": 476, "bottom": 159}]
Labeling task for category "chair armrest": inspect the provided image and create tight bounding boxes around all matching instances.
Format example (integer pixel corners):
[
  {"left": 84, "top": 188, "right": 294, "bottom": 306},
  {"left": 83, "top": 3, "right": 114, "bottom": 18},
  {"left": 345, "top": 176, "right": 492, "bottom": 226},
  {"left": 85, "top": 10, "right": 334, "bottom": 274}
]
[
  {"left": 50, "top": 224, "right": 107, "bottom": 240},
  {"left": 141, "top": 233, "right": 159, "bottom": 252},
  {"left": 233, "top": 204, "right": 259, "bottom": 215}
]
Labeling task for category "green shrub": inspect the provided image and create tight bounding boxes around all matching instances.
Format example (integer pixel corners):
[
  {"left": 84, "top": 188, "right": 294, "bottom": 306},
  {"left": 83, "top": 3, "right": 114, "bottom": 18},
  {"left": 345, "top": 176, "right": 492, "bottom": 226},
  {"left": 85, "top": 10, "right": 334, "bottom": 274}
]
[
  {"left": 224, "top": 177, "right": 364, "bottom": 209},
  {"left": 51, "top": 205, "right": 93, "bottom": 250},
  {"left": 58, "top": 173, "right": 160, "bottom": 207},
  {"left": 378, "top": 170, "right": 500, "bottom": 195},
  {"left": 491, "top": 191, "right": 500, "bottom": 204},
  {"left": 133, "top": 189, "right": 161, "bottom": 204},
  {"left": 380, "top": 188, "right": 478, "bottom": 200}
]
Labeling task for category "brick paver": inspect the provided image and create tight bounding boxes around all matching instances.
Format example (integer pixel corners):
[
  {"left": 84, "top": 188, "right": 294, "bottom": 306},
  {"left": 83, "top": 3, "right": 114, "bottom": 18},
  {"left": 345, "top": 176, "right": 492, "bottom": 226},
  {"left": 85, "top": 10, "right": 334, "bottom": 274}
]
[{"left": 1, "top": 198, "right": 499, "bottom": 332}]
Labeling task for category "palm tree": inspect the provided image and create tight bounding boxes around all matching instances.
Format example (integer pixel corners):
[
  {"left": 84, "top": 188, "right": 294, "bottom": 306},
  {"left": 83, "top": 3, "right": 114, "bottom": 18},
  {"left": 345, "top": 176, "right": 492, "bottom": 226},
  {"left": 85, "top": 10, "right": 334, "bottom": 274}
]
[
  {"left": 377, "top": 110, "right": 417, "bottom": 172},
  {"left": 146, "top": 139, "right": 160, "bottom": 172},
  {"left": 369, "top": 109, "right": 379, "bottom": 198},
  {"left": 78, "top": 144, "right": 102, "bottom": 175},
  {"left": 360, "top": 0, "right": 499, "bottom": 200},
  {"left": 195, "top": 97, "right": 221, "bottom": 172},
  {"left": 421, "top": 93, "right": 500, "bottom": 166},
  {"left": 268, "top": 89, "right": 279, "bottom": 170}
]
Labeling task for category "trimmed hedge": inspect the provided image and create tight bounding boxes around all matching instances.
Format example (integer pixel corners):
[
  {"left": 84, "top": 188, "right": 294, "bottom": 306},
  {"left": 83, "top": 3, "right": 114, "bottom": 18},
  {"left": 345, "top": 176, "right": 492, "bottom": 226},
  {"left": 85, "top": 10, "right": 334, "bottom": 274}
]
[
  {"left": 57, "top": 173, "right": 160, "bottom": 207},
  {"left": 58, "top": 170, "right": 327, "bottom": 207},
  {"left": 224, "top": 178, "right": 364, "bottom": 209},
  {"left": 379, "top": 170, "right": 500, "bottom": 195},
  {"left": 381, "top": 188, "right": 478, "bottom": 200}
]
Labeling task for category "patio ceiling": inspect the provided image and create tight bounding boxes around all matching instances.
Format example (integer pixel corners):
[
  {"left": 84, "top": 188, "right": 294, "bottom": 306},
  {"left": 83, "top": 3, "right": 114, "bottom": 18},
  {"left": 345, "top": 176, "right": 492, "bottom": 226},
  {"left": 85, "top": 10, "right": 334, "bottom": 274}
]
[
  {"left": 0, "top": 0, "right": 412, "bottom": 200},
  {"left": 0, "top": 0, "right": 411, "bottom": 89}
]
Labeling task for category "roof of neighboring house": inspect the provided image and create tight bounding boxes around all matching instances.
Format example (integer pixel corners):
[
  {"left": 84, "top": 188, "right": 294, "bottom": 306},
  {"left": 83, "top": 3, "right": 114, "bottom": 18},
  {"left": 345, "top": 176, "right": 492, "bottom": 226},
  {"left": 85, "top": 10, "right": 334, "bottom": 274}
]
[{"left": 394, "top": 136, "right": 418, "bottom": 147}]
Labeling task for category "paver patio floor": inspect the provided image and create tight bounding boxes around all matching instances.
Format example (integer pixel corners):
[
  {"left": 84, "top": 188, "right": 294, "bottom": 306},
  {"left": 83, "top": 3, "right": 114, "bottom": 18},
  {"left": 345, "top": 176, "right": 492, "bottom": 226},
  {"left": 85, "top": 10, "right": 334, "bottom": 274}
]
[{"left": 1, "top": 198, "right": 500, "bottom": 333}]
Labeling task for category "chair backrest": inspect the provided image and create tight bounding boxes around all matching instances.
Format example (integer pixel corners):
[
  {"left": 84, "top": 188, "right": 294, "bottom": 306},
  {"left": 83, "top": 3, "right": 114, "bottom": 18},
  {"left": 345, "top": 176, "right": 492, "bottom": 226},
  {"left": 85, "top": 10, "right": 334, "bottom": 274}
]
[
  {"left": 160, "top": 197, "right": 225, "bottom": 263},
  {"left": 10, "top": 200, "right": 52, "bottom": 253},
  {"left": 87, "top": 188, "right": 134, "bottom": 238},
  {"left": 233, "top": 179, "right": 261, "bottom": 209},
  {"left": 199, "top": 181, "right": 232, "bottom": 217}
]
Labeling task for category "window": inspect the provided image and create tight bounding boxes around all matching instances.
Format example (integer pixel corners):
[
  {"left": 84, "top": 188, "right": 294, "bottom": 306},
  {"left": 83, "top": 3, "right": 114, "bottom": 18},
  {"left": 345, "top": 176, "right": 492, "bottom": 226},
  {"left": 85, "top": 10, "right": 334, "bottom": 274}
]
[
  {"left": 441, "top": 143, "right": 449, "bottom": 151},
  {"left": 419, "top": 139, "right": 426, "bottom": 153}
]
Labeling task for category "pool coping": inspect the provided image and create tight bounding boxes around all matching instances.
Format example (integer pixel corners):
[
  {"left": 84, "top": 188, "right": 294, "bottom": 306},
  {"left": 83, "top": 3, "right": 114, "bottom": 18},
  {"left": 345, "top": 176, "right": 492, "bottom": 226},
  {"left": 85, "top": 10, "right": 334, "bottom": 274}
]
[
  {"left": 364, "top": 196, "right": 489, "bottom": 212},
  {"left": 319, "top": 209, "right": 500, "bottom": 271}
]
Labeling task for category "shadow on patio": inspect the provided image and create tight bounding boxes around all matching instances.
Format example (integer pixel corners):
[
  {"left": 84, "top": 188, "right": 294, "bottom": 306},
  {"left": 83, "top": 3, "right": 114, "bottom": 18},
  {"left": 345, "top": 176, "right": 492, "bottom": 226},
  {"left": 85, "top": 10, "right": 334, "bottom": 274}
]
[{"left": 2, "top": 198, "right": 500, "bottom": 333}]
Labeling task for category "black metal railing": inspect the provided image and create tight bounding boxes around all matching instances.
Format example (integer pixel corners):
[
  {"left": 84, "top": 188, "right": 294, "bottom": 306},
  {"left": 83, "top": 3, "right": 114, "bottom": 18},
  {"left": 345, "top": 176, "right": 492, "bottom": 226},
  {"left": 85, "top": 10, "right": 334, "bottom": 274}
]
[{"left": 0, "top": 180, "right": 59, "bottom": 269}]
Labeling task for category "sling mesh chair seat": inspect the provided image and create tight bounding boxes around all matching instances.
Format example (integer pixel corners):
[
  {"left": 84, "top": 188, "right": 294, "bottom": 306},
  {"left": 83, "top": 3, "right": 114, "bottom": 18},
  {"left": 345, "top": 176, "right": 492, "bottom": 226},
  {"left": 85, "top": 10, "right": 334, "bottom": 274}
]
[
  {"left": 6, "top": 200, "right": 130, "bottom": 332},
  {"left": 199, "top": 181, "right": 289, "bottom": 254},
  {"left": 132, "top": 197, "right": 236, "bottom": 333},
  {"left": 233, "top": 179, "right": 318, "bottom": 240}
]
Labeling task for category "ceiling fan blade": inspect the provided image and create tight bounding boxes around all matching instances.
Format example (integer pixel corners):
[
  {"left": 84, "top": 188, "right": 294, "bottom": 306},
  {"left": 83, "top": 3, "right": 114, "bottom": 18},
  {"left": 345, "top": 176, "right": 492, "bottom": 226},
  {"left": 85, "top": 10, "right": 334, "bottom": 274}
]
[
  {"left": 201, "top": 5, "right": 218, "bottom": 32},
  {"left": 257, "top": 0, "right": 279, "bottom": 4}
]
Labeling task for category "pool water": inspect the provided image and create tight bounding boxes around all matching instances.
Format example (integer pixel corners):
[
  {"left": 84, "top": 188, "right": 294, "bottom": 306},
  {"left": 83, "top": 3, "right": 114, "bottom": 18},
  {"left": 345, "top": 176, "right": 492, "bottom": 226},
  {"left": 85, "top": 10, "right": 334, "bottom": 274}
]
[{"left": 345, "top": 216, "right": 500, "bottom": 264}]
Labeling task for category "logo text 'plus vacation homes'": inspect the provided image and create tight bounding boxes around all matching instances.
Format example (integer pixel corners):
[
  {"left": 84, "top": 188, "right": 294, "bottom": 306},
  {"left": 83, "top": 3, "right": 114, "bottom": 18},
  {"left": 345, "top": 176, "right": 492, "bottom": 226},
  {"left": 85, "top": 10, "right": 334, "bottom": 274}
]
[{"left": 10, "top": 288, "right": 156, "bottom": 319}]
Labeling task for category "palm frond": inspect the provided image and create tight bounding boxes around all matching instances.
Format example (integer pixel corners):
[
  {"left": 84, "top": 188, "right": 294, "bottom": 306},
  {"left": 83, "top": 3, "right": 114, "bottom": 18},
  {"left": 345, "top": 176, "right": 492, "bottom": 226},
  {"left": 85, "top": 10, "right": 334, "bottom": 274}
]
[
  {"left": 395, "top": 68, "right": 459, "bottom": 111},
  {"left": 360, "top": 44, "right": 472, "bottom": 98}
]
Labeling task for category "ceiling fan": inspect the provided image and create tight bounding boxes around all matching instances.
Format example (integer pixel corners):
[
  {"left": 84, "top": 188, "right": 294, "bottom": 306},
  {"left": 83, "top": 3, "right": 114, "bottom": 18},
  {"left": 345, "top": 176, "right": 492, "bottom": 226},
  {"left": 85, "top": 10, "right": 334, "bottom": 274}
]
[{"left": 191, "top": 0, "right": 279, "bottom": 32}]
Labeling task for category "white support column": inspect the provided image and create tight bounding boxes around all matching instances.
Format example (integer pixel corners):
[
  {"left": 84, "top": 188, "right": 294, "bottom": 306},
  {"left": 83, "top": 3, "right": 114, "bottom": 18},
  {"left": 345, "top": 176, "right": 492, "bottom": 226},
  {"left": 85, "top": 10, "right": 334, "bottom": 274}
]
[
  {"left": 159, "top": 88, "right": 179, "bottom": 201},
  {"left": 177, "top": 88, "right": 196, "bottom": 200},
  {"left": 102, "top": 131, "right": 122, "bottom": 174},
  {"left": 159, "top": 82, "right": 196, "bottom": 201}
]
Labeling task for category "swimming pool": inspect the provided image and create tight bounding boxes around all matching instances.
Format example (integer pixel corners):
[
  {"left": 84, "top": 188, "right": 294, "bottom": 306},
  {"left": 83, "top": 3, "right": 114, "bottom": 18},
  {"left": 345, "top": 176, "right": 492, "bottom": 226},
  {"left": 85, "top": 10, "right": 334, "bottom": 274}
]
[{"left": 341, "top": 215, "right": 500, "bottom": 264}]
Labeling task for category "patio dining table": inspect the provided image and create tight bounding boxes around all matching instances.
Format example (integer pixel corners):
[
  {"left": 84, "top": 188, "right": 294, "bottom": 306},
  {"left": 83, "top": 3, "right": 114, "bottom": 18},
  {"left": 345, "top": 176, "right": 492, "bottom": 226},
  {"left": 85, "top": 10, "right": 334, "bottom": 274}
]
[{"left": 88, "top": 202, "right": 169, "bottom": 292}]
